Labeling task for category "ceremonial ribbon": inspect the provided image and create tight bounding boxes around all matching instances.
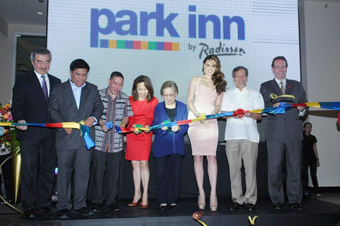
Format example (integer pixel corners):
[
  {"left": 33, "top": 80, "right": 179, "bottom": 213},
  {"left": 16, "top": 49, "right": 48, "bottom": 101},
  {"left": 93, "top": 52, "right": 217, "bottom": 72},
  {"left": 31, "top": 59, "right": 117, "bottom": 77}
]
[
  {"left": 114, "top": 101, "right": 340, "bottom": 134},
  {"left": 270, "top": 93, "right": 295, "bottom": 100},
  {"left": 192, "top": 212, "right": 207, "bottom": 226},
  {"left": 248, "top": 216, "right": 258, "bottom": 225},
  {"left": 0, "top": 122, "right": 95, "bottom": 150}
]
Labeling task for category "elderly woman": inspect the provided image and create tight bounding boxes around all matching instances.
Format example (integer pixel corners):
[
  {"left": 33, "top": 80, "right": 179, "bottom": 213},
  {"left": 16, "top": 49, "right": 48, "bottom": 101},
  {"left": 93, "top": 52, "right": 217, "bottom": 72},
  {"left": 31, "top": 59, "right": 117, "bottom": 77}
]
[
  {"left": 152, "top": 81, "right": 188, "bottom": 210},
  {"left": 125, "top": 75, "right": 158, "bottom": 209}
]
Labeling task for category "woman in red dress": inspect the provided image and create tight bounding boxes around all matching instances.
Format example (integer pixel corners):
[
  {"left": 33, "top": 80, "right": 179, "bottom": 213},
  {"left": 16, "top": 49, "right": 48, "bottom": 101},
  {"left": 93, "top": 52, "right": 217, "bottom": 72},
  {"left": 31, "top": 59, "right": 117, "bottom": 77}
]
[{"left": 126, "top": 75, "right": 158, "bottom": 209}]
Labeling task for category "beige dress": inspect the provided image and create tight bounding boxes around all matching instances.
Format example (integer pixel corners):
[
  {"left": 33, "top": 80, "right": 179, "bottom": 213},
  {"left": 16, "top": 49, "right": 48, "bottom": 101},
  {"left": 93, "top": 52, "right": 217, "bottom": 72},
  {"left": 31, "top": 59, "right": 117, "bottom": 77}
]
[{"left": 188, "top": 77, "right": 219, "bottom": 156}]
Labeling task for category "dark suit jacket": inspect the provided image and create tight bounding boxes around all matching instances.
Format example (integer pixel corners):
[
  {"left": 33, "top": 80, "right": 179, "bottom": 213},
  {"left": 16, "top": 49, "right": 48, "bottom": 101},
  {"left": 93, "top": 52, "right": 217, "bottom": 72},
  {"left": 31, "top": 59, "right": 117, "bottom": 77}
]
[
  {"left": 12, "top": 71, "right": 61, "bottom": 140},
  {"left": 260, "top": 79, "right": 308, "bottom": 142},
  {"left": 48, "top": 80, "right": 103, "bottom": 150}
]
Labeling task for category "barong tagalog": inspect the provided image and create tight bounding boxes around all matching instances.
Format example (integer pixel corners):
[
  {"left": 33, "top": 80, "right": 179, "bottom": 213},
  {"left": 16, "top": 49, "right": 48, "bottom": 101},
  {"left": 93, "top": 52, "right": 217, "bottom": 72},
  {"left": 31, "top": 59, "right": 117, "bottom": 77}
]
[
  {"left": 0, "top": 121, "right": 95, "bottom": 150},
  {"left": 114, "top": 94, "right": 340, "bottom": 134}
]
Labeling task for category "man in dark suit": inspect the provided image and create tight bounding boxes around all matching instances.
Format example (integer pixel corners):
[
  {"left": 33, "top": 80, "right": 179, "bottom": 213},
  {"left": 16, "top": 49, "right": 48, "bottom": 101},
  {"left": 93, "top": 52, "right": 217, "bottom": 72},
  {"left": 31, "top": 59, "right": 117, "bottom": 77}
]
[
  {"left": 260, "top": 56, "right": 307, "bottom": 211},
  {"left": 48, "top": 59, "right": 103, "bottom": 218},
  {"left": 12, "top": 47, "right": 61, "bottom": 219}
]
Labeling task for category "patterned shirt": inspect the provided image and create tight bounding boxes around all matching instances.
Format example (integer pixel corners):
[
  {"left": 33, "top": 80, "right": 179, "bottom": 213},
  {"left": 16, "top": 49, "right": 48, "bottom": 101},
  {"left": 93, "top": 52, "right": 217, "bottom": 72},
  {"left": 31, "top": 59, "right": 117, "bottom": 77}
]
[{"left": 95, "top": 88, "right": 133, "bottom": 153}]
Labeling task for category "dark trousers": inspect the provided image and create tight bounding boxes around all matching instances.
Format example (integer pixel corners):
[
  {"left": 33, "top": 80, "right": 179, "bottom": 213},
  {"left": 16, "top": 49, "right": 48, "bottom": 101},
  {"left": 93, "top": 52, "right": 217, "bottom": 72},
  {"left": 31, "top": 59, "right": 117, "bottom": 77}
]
[
  {"left": 154, "top": 154, "right": 183, "bottom": 204},
  {"left": 56, "top": 145, "right": 92, "bottom": 211},
  {"left": 92, "top": 150, "right": 122, "bottom": 205},
  {"left": 302, "top": 157, "right": 318, "bottom": 193},
  {"left": 267, "top": 139, "right": 302, "bottom": 204},
  {"left": 20, "top": 134, "right": 56, "bottom": 211},
  {"left": 0, "top": 153, "right": 14, "bottom": 201}
]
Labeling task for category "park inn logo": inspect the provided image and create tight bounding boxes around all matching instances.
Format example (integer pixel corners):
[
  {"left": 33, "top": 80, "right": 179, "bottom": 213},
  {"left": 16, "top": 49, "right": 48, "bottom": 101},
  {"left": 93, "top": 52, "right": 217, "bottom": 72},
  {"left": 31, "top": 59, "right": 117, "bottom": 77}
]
[{"left": 90, "top": 3, "right": 246, "bottom": 55}]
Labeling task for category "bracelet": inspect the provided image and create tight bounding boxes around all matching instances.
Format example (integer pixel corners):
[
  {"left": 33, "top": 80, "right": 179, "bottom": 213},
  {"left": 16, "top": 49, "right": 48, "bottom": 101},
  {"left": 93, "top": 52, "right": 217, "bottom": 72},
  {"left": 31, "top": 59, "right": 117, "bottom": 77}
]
[{"left": 119, "top": 124, "right": 125, "bottom": 128}]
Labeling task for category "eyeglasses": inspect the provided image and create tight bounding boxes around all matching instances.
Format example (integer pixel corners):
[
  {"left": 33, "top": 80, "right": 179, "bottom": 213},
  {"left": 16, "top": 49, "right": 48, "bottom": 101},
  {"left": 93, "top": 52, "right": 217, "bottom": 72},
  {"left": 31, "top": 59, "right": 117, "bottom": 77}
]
[
  {"left": 163, "top": 94, "right": 175, "bottom": 98},
  {"left": 273, "top": 66, "right": 287, "bottom": 70}
]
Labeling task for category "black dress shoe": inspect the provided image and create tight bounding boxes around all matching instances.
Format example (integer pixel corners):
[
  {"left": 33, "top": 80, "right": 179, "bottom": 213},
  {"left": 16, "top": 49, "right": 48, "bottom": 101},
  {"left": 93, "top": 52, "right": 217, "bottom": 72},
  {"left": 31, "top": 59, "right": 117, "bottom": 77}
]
[
  {"left": 246, "top": 203, "right": 255, "bottom": 212},
  {"left": 289, "top": 203, "right": 303, "bottom": 210},
  {"left": 170, "top": 203, "right": 179, "bottom": 210},
  {"left": 230, "top": 202, "right": 243, "bottom": 210},
  {"left": 91, "top": 203, "right": 102, "bottom": 212},
  {"left": 107, "top": 204, "right": 120, "bottom": 211},
  {"left": 24, "top": 209, "right": 37, "bottom": 219},
  {"left": 159, "top": 204, "right": 167, "bottom": 210},
  {"left": 272, "top": 203, "right": 283, "bottom": 210},
  {"left": 77, "top": 207, "right": 94, "bottom": 216},
  {"left": 58, "top": 209, "right": 70, "bottom": 219}
]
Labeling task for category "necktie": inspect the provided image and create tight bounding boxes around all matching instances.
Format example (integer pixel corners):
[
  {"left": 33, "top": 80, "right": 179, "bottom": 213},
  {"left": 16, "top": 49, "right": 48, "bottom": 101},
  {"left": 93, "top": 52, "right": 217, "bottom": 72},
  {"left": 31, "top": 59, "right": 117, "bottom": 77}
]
[
  {"left": 41, "top": 75, "right": 48, "bottom": 101},
  {"left": 280, "top": 81, "right": 285, "bottom": 95}
]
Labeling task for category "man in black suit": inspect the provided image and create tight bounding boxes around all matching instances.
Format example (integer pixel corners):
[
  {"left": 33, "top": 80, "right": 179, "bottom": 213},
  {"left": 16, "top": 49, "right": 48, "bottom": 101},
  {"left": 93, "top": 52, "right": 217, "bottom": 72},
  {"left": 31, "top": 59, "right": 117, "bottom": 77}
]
[
  {"left": 12, "top": 47, "right": 61, "bottom": 218},
  {"left": 260, "top": 56, "right": 307, "bottom": 210},
  {"left": 48, "top": 59, "right": 103, "bottom": 218}
]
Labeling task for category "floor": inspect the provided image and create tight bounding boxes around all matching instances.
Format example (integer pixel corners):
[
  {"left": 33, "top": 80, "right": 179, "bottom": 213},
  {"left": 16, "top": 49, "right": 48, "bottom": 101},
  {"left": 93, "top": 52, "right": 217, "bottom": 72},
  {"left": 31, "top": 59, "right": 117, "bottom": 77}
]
[{"left": 0, "top": 194, "right": 339, "bottom": 225}]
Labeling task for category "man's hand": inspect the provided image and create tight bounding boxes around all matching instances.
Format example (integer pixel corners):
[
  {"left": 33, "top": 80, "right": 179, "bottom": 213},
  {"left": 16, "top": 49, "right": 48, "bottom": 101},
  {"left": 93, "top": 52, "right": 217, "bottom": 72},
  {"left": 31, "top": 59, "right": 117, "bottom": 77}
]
[
  {"left": 273, "top": 103, "right": 280, "bottom": 107},
  {"left": 297, "top": 106, "right": 305, "bottom": 111},
  {"left": 102, "top": 124, "right": 108, "bottom": 132},
  {"left": 161, "top": 126, "right": 168, "bottom": 131},
  {"left": 84, "top": 117, "right": 95, "bottom": 127},
  {"left": 64, "top": 128, "right": 72, "bottom": 134},
  {"left": 16, "top": 120, "right": 27, "bottom": 130},
  {"left": 244, "top": 112, "right": 253, "bottom": 118}
]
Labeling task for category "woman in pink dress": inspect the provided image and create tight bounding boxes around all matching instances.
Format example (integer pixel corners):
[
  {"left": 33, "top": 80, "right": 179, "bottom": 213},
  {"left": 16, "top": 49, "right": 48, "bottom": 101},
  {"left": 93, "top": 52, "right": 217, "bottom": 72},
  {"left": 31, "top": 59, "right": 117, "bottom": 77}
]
[
  {"left": 187, "top": 55, "right": 227, "bottom": 211},
  {"left": 126, "top": 75, "right": 158, "bottom": 209}
]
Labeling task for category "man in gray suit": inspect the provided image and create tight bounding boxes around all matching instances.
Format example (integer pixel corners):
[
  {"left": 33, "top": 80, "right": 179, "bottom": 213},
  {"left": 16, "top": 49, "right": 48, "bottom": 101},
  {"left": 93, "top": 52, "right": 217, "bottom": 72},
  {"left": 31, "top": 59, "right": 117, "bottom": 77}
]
[
  {"left": 260, "top": 56, "right": 307, "bottom": 210},
  {"left": 48, "top": 59, "right": 103, "bottom": 218}
]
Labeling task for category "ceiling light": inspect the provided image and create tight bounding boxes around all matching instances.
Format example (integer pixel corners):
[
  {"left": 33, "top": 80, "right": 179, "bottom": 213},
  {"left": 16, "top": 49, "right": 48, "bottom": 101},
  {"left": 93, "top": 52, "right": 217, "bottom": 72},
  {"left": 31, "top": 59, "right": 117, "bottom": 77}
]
[{"left": 37, "top": 12, "right": 43, "bottom": 15}]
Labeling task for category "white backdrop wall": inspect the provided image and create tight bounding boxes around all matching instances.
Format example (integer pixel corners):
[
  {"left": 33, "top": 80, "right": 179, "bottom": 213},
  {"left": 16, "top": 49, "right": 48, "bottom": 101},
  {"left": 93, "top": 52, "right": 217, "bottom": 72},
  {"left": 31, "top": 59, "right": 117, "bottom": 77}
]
[
  {"left": 47, "top": 0, "right": 301, "bottom": 103},
  {"left": 299, "top": 0, "right": 340, "bottom": 187}
]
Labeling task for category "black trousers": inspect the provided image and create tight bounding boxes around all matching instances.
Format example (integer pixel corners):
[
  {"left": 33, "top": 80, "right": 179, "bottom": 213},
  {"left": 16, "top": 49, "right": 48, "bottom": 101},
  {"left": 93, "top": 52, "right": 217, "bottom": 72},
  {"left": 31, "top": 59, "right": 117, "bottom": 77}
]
[
  {"left": 20, "top": 133, "right": 56, "bottom": 211},
  {"left": 56, "top": 145, "right": 92, "bottom": 211},
  {"left": 302, "top": 157, "right": 318, "bottom": 193},
  {"left": 0, "top": 153, "right": 14, "bottom": 202},
  {"left": 154, "top": 154, "right": 183, "bottom": 204},
  {"left": 267, "top": 139, "right": 302, "bottom": 204},
  {"left": 91, "top": 150, "right": 122, "bottom": 205}
]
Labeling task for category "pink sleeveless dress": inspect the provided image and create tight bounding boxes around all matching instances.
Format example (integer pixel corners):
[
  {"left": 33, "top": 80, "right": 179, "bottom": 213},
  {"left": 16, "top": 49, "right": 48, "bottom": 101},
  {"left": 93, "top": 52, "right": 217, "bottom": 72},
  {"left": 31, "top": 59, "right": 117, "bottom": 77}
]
[{"left": 188, "top": 77, "right": 219, "bottom": 156}]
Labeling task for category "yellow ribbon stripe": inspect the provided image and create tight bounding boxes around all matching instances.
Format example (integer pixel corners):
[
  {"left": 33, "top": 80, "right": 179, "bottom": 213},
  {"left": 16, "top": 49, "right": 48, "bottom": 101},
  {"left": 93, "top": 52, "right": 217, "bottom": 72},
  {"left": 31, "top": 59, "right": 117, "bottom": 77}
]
[
  {"left": 62, "top": 122, "right": 81, "bottom": 129},
  {"left": 270, "top": 93, "right": 295, "bottom": 100},
  {"left": 248, "top": 216, "right": 258, "bottom": 225},
  {"left": 0, "top": 122, "right": 14, "bottom": 126},
  {"left": 305, "top": 102, "right": 321, "bottom": 108}
]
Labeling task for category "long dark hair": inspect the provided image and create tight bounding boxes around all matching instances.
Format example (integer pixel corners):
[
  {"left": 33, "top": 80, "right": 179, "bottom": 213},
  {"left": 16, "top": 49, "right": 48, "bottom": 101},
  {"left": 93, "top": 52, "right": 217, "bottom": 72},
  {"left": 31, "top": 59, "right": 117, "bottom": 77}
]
[
  {"left": 202, "top": 54, "right": 227, "bottom": 94},
  {"left": 131, "top": 75, "right": 154, "bottom": 102}
]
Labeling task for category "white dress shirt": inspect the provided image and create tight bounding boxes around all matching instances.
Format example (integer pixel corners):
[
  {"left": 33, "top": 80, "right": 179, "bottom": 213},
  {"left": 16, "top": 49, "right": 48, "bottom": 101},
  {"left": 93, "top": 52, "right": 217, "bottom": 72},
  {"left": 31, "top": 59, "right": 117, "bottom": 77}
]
[
  {"left": 221, "top": 87, "right": 264, "bottom": 143},
  {"left": 34, "top": 71, "right": 50, "bottom": 96}
]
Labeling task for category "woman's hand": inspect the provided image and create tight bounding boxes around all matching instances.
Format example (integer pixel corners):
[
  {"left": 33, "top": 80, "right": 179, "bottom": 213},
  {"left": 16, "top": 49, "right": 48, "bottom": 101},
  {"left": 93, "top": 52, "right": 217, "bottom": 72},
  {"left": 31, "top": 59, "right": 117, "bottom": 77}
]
[
  {"left": 171, "top": 125, "right": 179, "bottom": 132},
  {"left": 161, "top": 126, "right": 168, "bottom": 131},
  {"left": 144, "top": 125, "right": 150, "bottom": 133},
  {"left": 132, "top": 124, "right": 140, "bottom": 134}
]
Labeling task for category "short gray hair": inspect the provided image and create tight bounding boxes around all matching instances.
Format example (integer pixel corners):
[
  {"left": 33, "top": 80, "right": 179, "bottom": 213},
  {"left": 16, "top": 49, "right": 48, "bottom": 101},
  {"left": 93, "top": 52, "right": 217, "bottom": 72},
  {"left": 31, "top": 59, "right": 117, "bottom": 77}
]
[
  {"left": 160, "top": 81, "right": 178, "bottom": 95},
  {"left": 30, "top": 47, "right": 52, "bottom": 61}
]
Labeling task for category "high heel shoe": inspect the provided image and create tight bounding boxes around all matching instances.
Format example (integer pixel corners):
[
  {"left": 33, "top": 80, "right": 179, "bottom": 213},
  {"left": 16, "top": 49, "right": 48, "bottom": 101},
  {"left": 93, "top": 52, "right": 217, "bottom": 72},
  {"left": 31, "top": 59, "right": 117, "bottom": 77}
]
[
  {"left": 210, "top": 195, "right": 218, "bottom": 212},
  {"left": 140, "top": 199, "right": 148, "bottom": 209},
  {"left": 128, "top": 200, "right": 140, "bottom": 207},
  {"left": 128, "top": 195, "right": 141, "bottom": 207},
  {"left": 140, "top": 203, "right": 148, "bottom": 209},
  {"left": 198, "top": 194, "right": 206, "bottom": 210}
]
